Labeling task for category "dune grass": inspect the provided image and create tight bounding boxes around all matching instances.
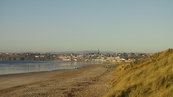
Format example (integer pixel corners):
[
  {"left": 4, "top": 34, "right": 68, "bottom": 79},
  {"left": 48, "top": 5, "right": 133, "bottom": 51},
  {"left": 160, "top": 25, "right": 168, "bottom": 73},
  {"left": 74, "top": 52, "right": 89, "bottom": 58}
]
[{"left": 104, "top": 49, "right": 173, "bottom": 97}]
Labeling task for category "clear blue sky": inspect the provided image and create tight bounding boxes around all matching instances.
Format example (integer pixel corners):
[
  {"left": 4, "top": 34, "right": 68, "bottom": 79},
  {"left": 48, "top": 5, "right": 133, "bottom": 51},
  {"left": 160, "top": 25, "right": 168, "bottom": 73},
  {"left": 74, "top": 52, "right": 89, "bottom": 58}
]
[{"left": 0, "top": 0, "right": 173, "bottom": 53}]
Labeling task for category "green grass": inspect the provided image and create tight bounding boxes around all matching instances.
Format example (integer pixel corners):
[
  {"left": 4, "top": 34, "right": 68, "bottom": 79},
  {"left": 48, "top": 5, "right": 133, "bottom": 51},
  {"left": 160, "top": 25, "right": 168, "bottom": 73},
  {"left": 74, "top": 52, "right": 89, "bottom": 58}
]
[{"left": 104, "top": 49, "right": 173, "bottom": 97}]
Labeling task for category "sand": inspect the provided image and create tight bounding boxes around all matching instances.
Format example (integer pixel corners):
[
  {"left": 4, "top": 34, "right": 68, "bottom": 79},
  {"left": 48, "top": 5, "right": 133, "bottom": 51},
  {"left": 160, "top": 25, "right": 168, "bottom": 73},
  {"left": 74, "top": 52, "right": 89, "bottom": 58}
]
[{"left": 0, "top": 64, "right": 115, "bottom": 97}]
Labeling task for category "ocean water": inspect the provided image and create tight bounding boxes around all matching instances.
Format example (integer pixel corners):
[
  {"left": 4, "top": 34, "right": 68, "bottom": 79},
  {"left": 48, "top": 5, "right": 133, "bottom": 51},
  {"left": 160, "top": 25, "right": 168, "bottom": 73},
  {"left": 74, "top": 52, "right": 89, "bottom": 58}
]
[{"left": 0, "top": 61, "right": 97, "bottom": 75}]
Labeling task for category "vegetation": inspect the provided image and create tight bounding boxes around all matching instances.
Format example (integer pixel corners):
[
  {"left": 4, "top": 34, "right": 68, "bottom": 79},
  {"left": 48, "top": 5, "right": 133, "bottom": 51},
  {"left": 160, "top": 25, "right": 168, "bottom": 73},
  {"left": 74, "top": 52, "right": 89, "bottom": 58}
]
[
  {"left": 0, "top": 54, "right": 56, "bottom": 61},
  {"left": 105, "top": 49, "right": 173, "bottom": 97}
]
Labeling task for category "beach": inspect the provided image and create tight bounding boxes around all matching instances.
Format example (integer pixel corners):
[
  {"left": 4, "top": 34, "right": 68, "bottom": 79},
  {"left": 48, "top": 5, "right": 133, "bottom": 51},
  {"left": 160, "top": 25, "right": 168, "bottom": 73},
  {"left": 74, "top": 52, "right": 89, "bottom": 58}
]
[{"left": 0, "top": 64, "right": 115, "bottom": 97}]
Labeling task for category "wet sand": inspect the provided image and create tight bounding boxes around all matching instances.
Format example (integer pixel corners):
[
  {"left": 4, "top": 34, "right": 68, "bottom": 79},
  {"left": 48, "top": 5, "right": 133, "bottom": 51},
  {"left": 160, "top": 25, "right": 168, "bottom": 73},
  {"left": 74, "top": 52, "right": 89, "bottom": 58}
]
[{"left": 0, "top": 64, "right": 114, "bottom": 97}]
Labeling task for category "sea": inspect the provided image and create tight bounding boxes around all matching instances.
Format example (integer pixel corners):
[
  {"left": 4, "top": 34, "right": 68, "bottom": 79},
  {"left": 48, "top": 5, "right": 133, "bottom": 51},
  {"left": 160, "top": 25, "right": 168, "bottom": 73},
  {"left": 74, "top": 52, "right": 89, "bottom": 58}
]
[{"left": 0, "top": 61, "right": 99, "bottom": 75}]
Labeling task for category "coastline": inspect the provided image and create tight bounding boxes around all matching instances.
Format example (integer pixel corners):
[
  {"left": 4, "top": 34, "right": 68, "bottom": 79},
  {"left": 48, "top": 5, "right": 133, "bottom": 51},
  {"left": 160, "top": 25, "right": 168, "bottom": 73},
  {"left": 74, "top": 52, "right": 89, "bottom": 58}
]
[
  {"left": 0, "top": 61, "right": 97, "bottom": 75},
  {"left": 0, "top": 64, "right": 115, "bottom": 97}
]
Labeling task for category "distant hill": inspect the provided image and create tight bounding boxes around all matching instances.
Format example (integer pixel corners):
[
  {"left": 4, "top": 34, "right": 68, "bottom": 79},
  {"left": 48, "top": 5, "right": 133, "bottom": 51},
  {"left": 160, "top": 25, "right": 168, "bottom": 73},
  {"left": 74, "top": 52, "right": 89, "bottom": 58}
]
[
  {"left": 105, "top": 49, "right": 173, "bottom": 97},
  {"left": 47, "top": 50, "right": 115, "bottom": 54}
]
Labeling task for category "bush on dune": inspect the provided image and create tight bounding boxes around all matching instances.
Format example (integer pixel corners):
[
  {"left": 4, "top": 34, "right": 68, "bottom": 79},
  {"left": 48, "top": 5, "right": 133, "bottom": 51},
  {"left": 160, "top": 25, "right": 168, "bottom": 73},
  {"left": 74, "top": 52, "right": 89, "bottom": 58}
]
[{"left": 105, "top": 49, "right": 173, "bottom": 97}]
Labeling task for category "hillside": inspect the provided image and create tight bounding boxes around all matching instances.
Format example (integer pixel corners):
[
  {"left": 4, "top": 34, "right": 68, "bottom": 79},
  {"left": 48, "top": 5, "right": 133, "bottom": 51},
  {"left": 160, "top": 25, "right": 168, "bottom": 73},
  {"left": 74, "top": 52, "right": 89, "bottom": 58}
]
[{"left": 105, "top": 49, "right": 173, "bottom": 97}]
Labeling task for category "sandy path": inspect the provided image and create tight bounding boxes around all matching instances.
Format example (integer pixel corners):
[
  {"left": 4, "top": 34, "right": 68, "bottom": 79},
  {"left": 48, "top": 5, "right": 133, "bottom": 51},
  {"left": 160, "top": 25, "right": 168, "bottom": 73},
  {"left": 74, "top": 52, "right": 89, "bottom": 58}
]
[{"left": 0, "top": 64, "right": 114, "bottom": 97}]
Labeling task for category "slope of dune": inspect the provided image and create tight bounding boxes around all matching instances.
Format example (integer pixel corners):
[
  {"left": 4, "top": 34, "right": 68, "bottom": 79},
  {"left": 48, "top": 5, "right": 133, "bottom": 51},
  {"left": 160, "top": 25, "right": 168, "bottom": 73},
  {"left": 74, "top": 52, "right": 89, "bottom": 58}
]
[{"left": 105, "top": 49, "right": 173, "bottom": 97}]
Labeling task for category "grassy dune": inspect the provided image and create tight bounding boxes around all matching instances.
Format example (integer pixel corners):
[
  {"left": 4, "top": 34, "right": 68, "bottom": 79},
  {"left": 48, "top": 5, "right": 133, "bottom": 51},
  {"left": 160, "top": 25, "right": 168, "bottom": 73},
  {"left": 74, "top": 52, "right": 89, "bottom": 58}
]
[{"left": 105, "top": 49, "right": 173, "bottom": 97}]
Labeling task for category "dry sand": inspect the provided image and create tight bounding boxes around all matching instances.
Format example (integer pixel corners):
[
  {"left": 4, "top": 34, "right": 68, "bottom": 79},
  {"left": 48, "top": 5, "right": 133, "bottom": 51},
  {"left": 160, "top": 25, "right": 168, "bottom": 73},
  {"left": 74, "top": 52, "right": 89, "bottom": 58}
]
[{"left": 0, "top": 64, "right": 115, "bottom": 97}]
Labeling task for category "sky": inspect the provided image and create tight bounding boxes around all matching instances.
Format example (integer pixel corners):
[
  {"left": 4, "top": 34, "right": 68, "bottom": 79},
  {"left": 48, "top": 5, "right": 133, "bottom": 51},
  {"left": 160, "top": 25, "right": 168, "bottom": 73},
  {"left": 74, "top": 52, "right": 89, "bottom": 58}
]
[{"left": 0, "top": 0, "right": 173, "bottom": 53}]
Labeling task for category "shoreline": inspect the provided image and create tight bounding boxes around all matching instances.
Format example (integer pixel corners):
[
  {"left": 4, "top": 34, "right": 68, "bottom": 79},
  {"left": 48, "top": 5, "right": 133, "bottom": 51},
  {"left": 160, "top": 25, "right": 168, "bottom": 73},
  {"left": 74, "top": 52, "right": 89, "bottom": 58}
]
[
  {"left": 0, "top": 61, "right": 100, "bottom": 75},
  {"left": 0, "top": 62, "right": 101, "bottom": 77},
  {"left": 0, "top": 64, "right": 98, "bottom": 89},
  {"left": 0, "top": 64, "right": 115, "bottom": 97},
  {"left": 0, "top": 65, "right": 81, "bottom": 76}
]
